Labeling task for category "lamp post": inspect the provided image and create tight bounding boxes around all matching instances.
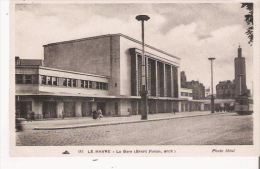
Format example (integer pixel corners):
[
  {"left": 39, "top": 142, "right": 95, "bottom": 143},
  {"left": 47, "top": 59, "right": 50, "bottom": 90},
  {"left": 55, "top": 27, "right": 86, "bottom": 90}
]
[
  {"left": 208, "top": 57, "right": 215, "bottom": 113},
  {"left": 136, "top": 15, "right": 150, "bottom": 120}
]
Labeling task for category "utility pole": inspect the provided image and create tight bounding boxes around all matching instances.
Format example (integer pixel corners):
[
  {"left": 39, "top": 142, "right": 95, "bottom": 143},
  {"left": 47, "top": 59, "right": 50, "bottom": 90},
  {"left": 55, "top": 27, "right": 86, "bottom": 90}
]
[{"left": 208, "top": 57, "right": 216, "bottom": 113}]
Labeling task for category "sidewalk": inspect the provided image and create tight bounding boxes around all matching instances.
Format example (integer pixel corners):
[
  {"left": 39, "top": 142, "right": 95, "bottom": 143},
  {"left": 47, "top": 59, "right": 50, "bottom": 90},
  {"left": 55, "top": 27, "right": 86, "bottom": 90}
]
[{"left": 28, "top": 111, "right": 229, "bottom": 130}]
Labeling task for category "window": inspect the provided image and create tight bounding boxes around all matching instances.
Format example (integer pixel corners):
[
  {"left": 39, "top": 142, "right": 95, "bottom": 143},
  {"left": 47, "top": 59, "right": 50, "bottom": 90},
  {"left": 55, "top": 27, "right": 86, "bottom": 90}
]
[
  {"left": 103, "top": 83, "right": 108, "bottom": 90},
  {"left": 96, "top": 82, "right": 100, "bottom": 89},
  {"left": 16, "top": 74, "right": 23, "bottom": 84},
  {"left": 85, "top": 80, "right": 89, "bottom": 88},
  {"left": 41, "top": 76, "right": 46, "bottom": 84},
  {"left": 32, "top": 75, "right": 38, "bottom": 84},
  {"left": 81, "top": 80, "right": 85, "bottom": 88},
  {"left": 63, "top": 78, "right": 67, "bottom": 86},
  {"left": 47, "top": 76, "right": 52, "bottom": 85},
  {"left": 41, "top": 75, "right": 46, "bottom": 84},
  {"left": 68, "top": 79, "right": 72, "bottom": 87},
  {"left": 25, "top": 75, "right": 32, "bottom": 84},
  {"left": 72, "top": 79, "right": 77, "bottom": 87},
  {"left": 53, "top": 77, "right": 58, "bottom": 86},
  {"left": 89, "top": 81, "right": 92, "bottom": 88}
]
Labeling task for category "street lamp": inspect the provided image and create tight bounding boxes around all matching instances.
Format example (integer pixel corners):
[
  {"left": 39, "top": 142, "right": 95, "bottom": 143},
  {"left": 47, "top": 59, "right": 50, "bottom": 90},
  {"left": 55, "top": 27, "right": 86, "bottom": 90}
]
[
  {"left": 136, "top": 15, "right": 150, "bottom": 120},
  {"left": 208, "top": 57, "right": 215, "bottom": 113}
]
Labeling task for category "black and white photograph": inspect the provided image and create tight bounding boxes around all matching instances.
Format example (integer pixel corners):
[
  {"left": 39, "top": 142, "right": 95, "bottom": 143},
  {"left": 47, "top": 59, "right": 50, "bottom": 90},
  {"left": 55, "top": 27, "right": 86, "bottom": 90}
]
[{"left": 8, "top": 0, "right": 259, "bottom": 157}]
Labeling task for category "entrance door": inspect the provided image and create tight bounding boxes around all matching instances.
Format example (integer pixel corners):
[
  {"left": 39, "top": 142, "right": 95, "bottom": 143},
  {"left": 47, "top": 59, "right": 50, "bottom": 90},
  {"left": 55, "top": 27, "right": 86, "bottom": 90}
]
[
  {"left": 16, "top": 101, "right": 32, "bottom": 118},
  {"left": 81, "top": 102, "right": 92, "bottom": 116},
  {"left": 97, "top": 102, "right": 106, "bottom": 115},
  {"left": 64, "top": 102, "right": 76, "bottom": 117},
  {"left": 42, "top": 102, "right": 57, "bottom": 118},
  {"left": 115, "top": 102, "right": 118, "bottom": 115}
]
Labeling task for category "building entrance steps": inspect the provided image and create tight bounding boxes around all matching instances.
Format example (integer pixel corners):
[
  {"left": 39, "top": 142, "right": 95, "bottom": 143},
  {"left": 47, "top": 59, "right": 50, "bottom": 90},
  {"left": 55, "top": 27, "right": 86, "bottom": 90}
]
[{"left": 29, "top": 111, "right": 230, "bottom": 130}]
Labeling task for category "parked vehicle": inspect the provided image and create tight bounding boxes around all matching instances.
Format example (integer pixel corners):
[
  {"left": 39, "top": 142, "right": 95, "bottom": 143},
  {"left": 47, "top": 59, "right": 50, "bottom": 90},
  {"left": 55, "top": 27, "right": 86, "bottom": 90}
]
[{"left": 234, "top": 96, "right": 253, "bottom": 115}]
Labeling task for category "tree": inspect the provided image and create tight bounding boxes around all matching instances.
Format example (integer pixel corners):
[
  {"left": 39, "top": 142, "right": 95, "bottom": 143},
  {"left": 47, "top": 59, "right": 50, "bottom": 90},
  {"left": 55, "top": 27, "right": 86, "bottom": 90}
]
[{"left": 241, "top": 3, "right": 253, "bottom": 45}]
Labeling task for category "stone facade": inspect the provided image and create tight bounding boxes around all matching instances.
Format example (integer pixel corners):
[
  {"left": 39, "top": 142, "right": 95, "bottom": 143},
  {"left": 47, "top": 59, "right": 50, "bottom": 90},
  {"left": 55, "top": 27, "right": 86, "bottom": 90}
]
[{"left": 216, "top": 80, "right": 236, "bottom": 99}]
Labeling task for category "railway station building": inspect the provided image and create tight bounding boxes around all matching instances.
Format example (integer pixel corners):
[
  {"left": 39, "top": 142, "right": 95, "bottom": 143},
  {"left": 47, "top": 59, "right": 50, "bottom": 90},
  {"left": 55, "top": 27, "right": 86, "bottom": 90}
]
[{"left": 15, "top": 34, "right": 183, "bottom": 119}]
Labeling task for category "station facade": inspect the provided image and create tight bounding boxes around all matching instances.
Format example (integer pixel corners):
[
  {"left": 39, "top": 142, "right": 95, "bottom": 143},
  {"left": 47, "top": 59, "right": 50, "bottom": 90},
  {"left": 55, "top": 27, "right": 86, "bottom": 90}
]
[{"left": 15, "top": 34, "right": 183, "bottom": 119}]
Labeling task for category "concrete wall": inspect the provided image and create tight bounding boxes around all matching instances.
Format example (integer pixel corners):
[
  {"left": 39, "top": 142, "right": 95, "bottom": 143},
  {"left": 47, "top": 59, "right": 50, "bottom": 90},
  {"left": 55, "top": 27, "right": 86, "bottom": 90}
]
[
  {"left": 16, "top": 85, "right": 39, "bottom": 93},
  {"left": 120, "top": 37, "right": 132, "bottom": 96},
  {"left": 44, "top": 36, "right": 111, "bottom": 76},
  {"left": 109, "top": 36, "right": 121, "bottom": 96},
  {"left": 119, "top": 99, "right": 131, "bottom": 116}
]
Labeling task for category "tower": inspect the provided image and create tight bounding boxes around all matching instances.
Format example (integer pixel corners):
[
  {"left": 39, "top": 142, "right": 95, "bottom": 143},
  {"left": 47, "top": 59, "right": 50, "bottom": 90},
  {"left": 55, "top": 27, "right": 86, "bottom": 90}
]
[{"left": 234, "top": 45, "right": 247, "bottom": 97}]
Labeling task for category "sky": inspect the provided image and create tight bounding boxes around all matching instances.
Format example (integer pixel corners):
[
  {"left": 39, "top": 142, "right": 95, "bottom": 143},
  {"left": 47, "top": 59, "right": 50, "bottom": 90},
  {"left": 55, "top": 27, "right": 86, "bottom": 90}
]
[{"left": 15, "top": 3, "right": 253, "bottom": 92}]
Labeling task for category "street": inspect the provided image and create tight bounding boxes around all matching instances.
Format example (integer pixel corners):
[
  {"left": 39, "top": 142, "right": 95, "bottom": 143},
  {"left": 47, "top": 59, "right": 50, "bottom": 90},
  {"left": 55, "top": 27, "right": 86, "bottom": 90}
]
[{"left": 16, "top": 113, "right": 253, "bottom": 146}]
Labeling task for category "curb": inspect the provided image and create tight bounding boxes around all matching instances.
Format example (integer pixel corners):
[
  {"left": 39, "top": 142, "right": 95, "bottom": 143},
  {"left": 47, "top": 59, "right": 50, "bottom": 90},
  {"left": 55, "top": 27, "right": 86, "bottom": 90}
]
[{"left": 34, "top": 112, "right": 229, "bottom": 130}]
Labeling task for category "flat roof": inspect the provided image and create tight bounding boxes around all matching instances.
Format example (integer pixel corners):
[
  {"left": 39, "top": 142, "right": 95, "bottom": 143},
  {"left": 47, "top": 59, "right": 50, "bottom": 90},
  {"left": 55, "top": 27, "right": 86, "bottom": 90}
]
[
  {"left": 15, "top": 65, "right": 110, "bottom": 79},
  {"left": 43, "top": 33, "right": 180, "bottom": 60}
]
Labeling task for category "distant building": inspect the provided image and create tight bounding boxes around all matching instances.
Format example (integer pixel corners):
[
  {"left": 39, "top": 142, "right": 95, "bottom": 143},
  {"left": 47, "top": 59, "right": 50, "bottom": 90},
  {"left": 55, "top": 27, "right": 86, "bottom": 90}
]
[
  {"left": 180, "top": 71, "right": 205, "bottom": 100},
  {"left": 216, "top": 80, "right": 235, "bottom": 99},
  {"left": 186, "top": 80, "right": 205, "bottom": 100},
  {"left": 205, "top": 87, "right": 210, "bottom": 98},
  {"left": 180, "top": 71, "right": 187, "bottom": 88}
]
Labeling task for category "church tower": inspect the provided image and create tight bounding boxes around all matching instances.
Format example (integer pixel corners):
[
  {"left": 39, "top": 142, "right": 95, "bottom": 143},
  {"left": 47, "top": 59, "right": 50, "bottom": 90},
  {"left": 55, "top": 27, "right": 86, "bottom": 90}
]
[{"left": 234, "top": 45, "right": 247, "bottom": 97}]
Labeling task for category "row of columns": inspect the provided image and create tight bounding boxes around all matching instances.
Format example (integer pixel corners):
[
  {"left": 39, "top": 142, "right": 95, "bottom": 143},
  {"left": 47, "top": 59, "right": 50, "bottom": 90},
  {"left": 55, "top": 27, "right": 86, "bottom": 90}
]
[{"left": 132, "top": 53, "right": 179, "bottom": 98}]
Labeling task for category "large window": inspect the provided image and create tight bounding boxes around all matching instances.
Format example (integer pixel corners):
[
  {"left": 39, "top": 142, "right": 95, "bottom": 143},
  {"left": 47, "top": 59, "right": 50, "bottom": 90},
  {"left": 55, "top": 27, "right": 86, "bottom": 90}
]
[
  {"left": 16, "top": 74, "right": 23, "bottom": 84},
  {"left": 88, "top": 81, "right": 92, "bottom": 88},
  {"left": 63, "top": 78, "right": 67, "bottom": 86},
  {"left": 96, "top": 82, "right": 108, "bottom": 90},
  {"left": 53, "top": 77, "right": 58, "bottom": 86},
  {"left": 81, "top": 80, "right": 85, "bottom": 88},
  {"left": 72, "top": 79, "right": 77, "bottom": 87},
  {"left": 41, "top": 75, "right": 46, "bottom": 84},
  {"left": 47, "top": 76, "right": 52, "bottom": 85},
  {"left": 68, "top": 78, "right": 71, "bottom": 87},
  {"left": 32, "top": 75, "right": 38, "bottom": 84},
  {"left": 25, "top": 75, "right": 32, "bottom": 84}
]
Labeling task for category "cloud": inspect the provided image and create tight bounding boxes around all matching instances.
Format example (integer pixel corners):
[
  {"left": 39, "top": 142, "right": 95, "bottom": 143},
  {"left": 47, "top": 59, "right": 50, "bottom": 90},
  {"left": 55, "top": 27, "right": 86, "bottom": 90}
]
[{"left": 14, "top": 3, "right": 253, "bottom": 91}]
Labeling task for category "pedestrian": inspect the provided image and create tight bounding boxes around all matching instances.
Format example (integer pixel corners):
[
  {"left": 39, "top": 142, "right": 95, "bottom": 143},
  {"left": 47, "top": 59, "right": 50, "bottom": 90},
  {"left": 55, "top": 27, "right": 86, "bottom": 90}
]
[
  {"left": 30, "top": 111, "right": 35, "bottom": 122},
  {"left": 91, "top": 109, "right": 97, "bottom": 120},
  {"left": 173, "top": 108, "right": 176, "bottom": 114},
  {"left": 97, "top": 108, "right": 103, "bottom": 120},
  {"left": 27, "top": 110, "right": 31, "bottom": 122}
]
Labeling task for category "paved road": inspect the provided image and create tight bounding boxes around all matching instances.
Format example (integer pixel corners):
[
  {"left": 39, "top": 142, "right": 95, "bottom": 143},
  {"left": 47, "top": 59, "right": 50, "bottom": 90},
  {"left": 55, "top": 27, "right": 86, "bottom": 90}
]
[{"left": 16, "top": 113, "right": 253, "bottom": 146}]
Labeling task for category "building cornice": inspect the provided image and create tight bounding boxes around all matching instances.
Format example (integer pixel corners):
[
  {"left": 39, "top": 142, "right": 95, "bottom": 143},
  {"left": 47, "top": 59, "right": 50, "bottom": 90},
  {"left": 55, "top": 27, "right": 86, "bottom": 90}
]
[
  {"left": 15, "top": 65, "right": 110, "bottom": 79},
  {"left": 43, "top": 33, "right": 180, "bottom": 60}
]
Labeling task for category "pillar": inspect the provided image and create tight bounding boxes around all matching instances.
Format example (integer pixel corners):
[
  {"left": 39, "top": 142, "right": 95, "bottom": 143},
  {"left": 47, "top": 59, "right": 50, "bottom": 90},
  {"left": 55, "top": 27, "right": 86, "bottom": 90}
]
[
  {"left": 177, "top": 67, "right": 181, "bottom": 98},
  {"left": 75, "top": 101, "right": 82, "bottom": 117},
  {"left": 135, "top": 53, "right": 138, "bottom": 95},
  {"left": 163, "top": 63, "right": 166, "bottom": 97},
  {"left": 91, "top": 102, "right": 97, "bottom": 111},
  {"left": 170, "top": 66, "right": 174, "bottom": 97},
  {"left": 178, "top": 101, "right": 181, "bottom": 112},
  {"left": 56, "top": 101, "right": 64, "bottom": 118},
  {"left": 38, "top": 75, "right": 42, "bottom": 85},
  {"left": 201, "top": 103, "right": 205, "bottom": 111},
  {"left": 32, "top": 99, "right": 42, "bottom": 119},
  {"left": 155, "top": 60, "right": 158, "bottom": 97}
]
